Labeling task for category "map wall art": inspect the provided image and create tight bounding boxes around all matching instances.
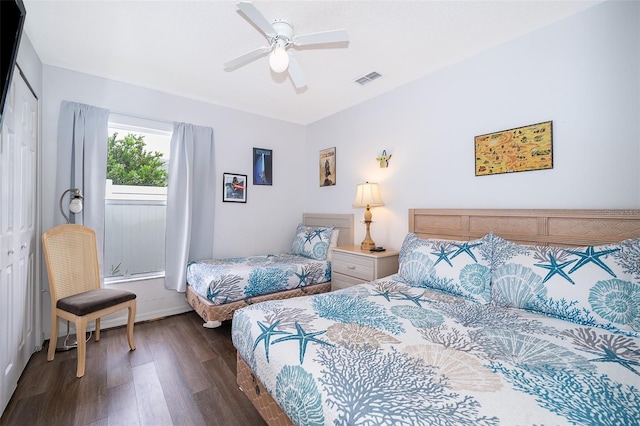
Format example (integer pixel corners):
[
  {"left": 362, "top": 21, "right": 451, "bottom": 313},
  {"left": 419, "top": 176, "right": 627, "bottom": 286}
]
[{"left": 475, "top": 121, "right": 553, "bottom": 176}]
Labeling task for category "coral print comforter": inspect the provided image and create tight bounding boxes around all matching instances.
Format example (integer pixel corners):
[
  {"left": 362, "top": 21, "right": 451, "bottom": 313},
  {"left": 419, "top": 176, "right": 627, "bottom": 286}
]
[
  {"left": 231, "top": 276, "right": 640, "bottom": 425},
  {"left": 187, "top": 254, "right": 331, "bottom": 305}
]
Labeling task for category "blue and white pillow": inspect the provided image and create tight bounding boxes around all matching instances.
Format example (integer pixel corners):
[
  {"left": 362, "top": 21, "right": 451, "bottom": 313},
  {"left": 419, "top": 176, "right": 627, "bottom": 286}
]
[
  {"left": 291, "top": 224, "right": 334, "bottom": 261},
  {"left": 397, "top": 232, "right": 493, "bottom": 304},
  {"left": 490, "top": 234, "right": 640, "bottom": 333}
]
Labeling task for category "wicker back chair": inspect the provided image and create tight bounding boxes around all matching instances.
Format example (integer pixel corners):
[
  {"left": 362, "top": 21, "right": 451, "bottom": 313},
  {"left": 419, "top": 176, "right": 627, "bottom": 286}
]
[{"left": 42, "top": 224, "right": 136, "bottom": 377}]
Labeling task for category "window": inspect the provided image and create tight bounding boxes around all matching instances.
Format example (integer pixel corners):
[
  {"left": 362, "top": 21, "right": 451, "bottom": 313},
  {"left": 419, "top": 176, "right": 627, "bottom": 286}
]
[{"left": 105, "top": 115, "right": 172, "bottom": 281}]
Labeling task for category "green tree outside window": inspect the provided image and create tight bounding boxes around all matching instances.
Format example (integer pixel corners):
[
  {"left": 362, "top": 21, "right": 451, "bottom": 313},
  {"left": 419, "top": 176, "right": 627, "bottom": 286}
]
[{"left": 107, "top": 132, "right": 168, "bottom": 187}]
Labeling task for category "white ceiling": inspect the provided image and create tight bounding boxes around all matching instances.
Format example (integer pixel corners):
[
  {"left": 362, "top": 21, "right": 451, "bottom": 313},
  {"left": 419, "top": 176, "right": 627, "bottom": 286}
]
[{"left": 23, "top": 0, "right": 601, "bottom": 125}]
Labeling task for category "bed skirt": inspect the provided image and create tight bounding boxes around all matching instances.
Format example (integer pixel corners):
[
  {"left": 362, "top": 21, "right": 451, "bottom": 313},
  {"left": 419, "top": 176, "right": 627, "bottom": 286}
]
[
  {"left": 237, "top": 353, "right": 292, "bottom": 426},
  {"left": 186, "top": 281, "right": 331, "bottom": 324}
]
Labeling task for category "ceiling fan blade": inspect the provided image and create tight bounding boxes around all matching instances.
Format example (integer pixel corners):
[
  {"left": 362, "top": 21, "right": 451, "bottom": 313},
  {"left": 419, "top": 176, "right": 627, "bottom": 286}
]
[
  {"left": 293, "top": 29, "right": 349, "bottom": 47},
  {"left": 236, "top": 2, "right": 276, "bottom": 39},
  {"left": 224, "top": 46, "right": 271, "bottom": 70},
  {"left": 287, "top": 52, "right": 307, "bottom": 89}
]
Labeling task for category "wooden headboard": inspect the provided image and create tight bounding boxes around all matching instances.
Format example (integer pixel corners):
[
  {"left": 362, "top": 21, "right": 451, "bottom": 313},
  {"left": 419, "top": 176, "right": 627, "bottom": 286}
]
[
  {"left": 409, "top": 209, "right": 640, "bottom": 247},
  {"left": 303, "top": 213, "right": 354, "bottom": 246}
]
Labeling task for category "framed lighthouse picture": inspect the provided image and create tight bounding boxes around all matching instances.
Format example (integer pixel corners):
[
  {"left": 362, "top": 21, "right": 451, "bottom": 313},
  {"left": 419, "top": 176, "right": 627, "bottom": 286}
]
[{"left": 319, "top": 147, "right": 336, "bottom": 187}]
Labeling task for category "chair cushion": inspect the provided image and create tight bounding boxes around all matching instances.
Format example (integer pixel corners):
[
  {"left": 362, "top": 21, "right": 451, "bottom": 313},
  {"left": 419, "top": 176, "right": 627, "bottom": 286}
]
[{"left": 57, "top": 288, "right": 136, "bottom": 316}]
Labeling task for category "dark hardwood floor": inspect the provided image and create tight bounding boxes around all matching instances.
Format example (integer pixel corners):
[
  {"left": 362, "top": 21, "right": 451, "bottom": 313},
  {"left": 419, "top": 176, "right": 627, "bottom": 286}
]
[{"left": 0, "top": 312, "right": 267, "bottom": 426}]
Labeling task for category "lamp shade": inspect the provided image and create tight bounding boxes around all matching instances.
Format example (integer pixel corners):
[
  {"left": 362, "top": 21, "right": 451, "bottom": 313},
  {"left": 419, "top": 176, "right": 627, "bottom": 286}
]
[
  {"left": 352, "top": 182, "right": 384, "bottom": 208},
  {"left": 59, "top": 188, "right": 84, "bottom": 224},
  {"left": 69, "top": 197, "right": 83, "bottom": 214}
]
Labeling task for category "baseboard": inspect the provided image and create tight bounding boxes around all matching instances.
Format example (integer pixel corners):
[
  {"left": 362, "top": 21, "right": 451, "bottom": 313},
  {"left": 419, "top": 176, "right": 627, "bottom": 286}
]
[{"left": 99, "top": 305, "right": 194, "bottom": 330}]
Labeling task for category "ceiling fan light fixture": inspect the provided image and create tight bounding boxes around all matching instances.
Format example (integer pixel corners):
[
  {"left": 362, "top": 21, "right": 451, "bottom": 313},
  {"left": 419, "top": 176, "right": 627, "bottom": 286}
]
[
  {"left": 269, "top": 44, "right": 289, "bottom": 73},
  {"left": 228, "top": 2, "right": 349, "bottom": 89}
]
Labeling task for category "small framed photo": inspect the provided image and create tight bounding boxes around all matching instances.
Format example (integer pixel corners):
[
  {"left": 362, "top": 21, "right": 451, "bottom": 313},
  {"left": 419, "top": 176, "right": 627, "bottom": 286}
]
[
  {"left": 222, "top": 173, "right": 247, "bottom": 203},
  {"left": 319, "top": 147, "right": 336, "bottom": 187},
  {"left": 253, "top": 147, "right": 272, "bottom": 185}
]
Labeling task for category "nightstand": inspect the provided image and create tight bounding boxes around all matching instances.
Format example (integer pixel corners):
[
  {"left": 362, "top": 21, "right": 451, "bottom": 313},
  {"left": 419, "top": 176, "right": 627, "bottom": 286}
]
[{"left": 331, "top": 245, "right": 399, "bottom": 291}]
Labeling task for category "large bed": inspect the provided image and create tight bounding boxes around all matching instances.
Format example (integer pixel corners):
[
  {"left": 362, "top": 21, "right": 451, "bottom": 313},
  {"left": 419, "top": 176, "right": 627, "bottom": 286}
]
[
  {"left": 186, "top": 213, "right": 354, "bottom": 327},
  {"left": 231, "top": 209, "right": 640, "bottom": 425}
]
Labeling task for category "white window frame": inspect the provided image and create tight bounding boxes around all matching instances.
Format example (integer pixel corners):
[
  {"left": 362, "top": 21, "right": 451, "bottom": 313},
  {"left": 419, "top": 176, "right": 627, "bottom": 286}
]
[{"left": 105, "top": 114, "right": 172, "bottom": 284}]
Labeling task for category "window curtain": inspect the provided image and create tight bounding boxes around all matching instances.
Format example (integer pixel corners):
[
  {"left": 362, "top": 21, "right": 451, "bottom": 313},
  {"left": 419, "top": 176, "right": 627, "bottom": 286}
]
[
  {"left": 165, "top": 122, "right": 215, "bottom": 292},
  {"left": 55, "top": 101, "right": 109, "bottom": 284}
]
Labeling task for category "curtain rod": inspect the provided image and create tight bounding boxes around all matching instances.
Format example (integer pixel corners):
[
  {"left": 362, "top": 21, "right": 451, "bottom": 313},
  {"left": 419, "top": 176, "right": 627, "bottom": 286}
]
[{"left": 109, "top": 110, "right": 174, "bottom": 127}]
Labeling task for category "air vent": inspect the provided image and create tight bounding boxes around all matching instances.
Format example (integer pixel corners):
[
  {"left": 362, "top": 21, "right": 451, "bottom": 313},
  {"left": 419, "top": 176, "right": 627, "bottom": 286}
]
[{"left": 354, "top": 71, "right": 382, "bottom": 86}]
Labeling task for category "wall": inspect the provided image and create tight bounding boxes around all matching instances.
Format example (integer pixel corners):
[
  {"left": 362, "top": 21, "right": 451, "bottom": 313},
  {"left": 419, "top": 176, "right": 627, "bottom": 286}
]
[
  {"left": 29, "top": 0, "right": 640, "bottom": 334},
  {"left": 40, "top": 66, "right": 307, "bottom": 332},
  {"left": 304, "top": 0, "right": 640, "bottom": 251},
  {"left": 16, "top": 32, "right": 42, "bottom": 97}
]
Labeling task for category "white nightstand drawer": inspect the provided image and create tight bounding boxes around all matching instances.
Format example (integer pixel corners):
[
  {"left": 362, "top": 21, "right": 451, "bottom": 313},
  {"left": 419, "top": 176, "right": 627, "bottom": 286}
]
[
  {"left": 331, "top": 272, "right": 365, "bottom": 291},
  {"left": 332, "top": 251, "right": 375, "bottom": 281},
  {"left": 330, "top": 245, "right": 399, "bottom": 291}
]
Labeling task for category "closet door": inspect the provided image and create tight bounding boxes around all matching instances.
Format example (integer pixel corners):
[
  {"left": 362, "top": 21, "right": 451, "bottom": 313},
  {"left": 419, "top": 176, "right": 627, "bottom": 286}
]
[{"left": 0, "top": 67, "right": 38, "bottom": 415}]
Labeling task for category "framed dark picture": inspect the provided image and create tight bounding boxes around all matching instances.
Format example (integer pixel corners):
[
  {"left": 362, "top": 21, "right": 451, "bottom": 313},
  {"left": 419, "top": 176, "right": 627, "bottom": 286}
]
[
  {"left": 222, "top": 173, "right": 247, "bottom": 203},
  {"left": 253, "top": 147, "right": 272, "bottom": 185},
  {"left": 319, "top": 147, "right": 336, "bottom": 187}
]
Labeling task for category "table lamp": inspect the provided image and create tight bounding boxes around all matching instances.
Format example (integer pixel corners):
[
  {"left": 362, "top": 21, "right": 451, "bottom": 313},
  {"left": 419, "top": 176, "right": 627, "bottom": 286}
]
[{"left": 352, "top": 182, "right": 384, "bottom": 250}]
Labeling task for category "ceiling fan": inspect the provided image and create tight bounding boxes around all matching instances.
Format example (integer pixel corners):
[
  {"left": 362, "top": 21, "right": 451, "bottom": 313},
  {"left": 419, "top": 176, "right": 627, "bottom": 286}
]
[{"left": 224, "top": 2, "right": 349, "bottom": 89}]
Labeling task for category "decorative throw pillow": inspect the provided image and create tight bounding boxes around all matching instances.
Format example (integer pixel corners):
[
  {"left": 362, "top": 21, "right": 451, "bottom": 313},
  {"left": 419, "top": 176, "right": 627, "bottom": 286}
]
[
  {"left": 291, "top": 224, "right": 334, "bottom": 260},
  {"left": 490, "top": 234, "right": 640, "bottom": 333},
  {"left": 397, "top": 232, "right": 493, "bottom": 304},
  {"left": 329, "top": 229, "right": 340, "bottom": 248},
  {"left": 326, "top": 229, "right": 340, "bottom": 261}
]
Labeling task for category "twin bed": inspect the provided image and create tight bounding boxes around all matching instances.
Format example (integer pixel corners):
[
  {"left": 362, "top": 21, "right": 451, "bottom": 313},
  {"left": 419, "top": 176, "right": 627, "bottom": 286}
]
[
  {"left": 229, "top": 209, "right": 640, "bottom": 425},
  {"left": 185, "top": 213, "right": 354, "bottom": 327}
]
